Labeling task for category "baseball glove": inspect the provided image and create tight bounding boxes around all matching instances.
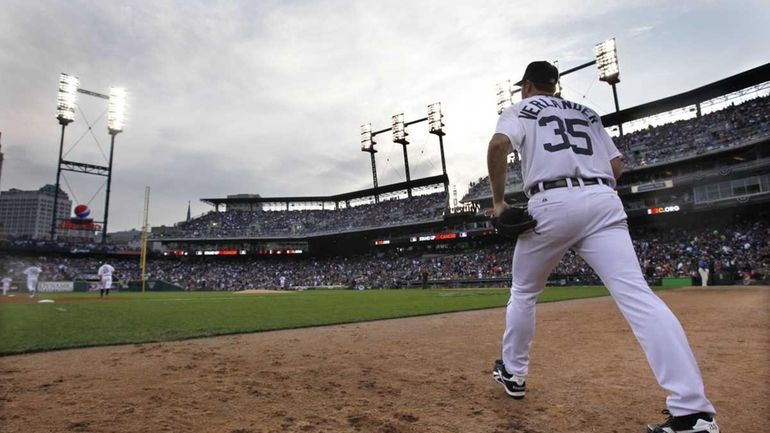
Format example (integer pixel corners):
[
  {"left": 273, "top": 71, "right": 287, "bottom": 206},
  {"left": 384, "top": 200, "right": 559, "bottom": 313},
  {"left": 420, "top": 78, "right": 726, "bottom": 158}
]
[{"left": 491, "top": 206, "right": 537, "bottom": 239}]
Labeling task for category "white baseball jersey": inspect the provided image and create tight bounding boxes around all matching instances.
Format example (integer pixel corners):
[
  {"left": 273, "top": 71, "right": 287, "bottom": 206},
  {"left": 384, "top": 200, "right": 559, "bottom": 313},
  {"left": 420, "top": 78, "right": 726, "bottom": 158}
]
[
  {"left": 98, "top": 264, "right": 115, "bottom": 289},
  {"left": 98, "top": 264, "right": 115, "bottom": 279},
  {"left": 495, "top": 96, "right": 621, "bottom": 194},
  {"left": 23, "top": 266, "right": 42, "bottom": 281}
]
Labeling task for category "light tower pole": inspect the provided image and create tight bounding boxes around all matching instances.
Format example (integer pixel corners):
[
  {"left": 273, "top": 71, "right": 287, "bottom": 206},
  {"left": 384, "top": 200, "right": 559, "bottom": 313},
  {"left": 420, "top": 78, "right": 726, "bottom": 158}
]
[
  {"left": 51, "top": 73, "right": 79, "bottom": 240},
  {"left": 102, "top": 87, "right": 127, "bottom": 244},
  {"left": 391, "top": 113, "right": 412, "bottom": 197},
  {"left": 595, "top": 38, "right": 623, "bottom": 136},
  {"left": 427, "top": 102, "right": 448, "bottom": 207},
  {"left": 360, "top": 123, "right": 379, "bottom": 203}
]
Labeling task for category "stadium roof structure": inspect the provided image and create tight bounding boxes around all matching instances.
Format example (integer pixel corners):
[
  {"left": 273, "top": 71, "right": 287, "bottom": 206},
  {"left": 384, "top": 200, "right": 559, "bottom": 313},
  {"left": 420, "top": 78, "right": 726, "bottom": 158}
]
[
  {"left": 201, "top": 174, "right": 449, "bottom": 207},
  {"left": 602, "top": 62, "right": 770, "bottom": 127}
]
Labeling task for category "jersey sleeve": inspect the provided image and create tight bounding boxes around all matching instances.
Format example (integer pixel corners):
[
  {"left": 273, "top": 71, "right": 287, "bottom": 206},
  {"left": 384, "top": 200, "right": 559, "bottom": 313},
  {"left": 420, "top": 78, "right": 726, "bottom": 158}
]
[
  {"left": 594, "top": 117, "right": 622, "bottom": 160},
  {"left": 494, "top": 107, "right": 525, "bottom": 153}
]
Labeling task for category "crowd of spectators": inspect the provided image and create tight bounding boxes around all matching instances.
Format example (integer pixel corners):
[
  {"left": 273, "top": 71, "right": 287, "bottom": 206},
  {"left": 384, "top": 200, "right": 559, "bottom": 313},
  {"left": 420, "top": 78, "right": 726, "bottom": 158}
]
[
  {"left": 2, "top": 237, "right": 131, "bottom": 254},
  {"left": 617, "top": 94, "right": 770, "bottom": 168},
  {"left": 3, "top": 218, "right": 767, "bottom": 290},
  {"left": 157, "top": 192, "right": 447, "bottom": 239},
  {"left": 463, "top": 94, "right": 770, "bottom": 201}
]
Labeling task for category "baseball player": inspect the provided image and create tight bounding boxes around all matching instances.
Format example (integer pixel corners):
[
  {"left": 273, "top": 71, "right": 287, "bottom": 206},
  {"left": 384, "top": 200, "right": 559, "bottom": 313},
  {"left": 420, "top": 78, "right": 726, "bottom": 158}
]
[
  {"left": 1, "top": 275, "right": 11, "bottom": 296},
  {"left": 97, "top": 261, "right": 115, "bottom": 297},
  {"left": 23, "top": 265, "right": 42, "bottom": 298},
  {"left": 487, "top": 61, "right": 719, "bottom": 433},
  {"left": 697, "top": 257, "right": 710, "bottom": 287}
]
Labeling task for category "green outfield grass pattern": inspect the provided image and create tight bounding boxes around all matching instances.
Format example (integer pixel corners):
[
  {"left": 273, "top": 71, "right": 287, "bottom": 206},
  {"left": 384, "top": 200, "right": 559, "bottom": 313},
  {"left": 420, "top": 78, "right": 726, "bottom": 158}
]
[{"left": 0, "top": 286, "right": 621, "bottom": 355}]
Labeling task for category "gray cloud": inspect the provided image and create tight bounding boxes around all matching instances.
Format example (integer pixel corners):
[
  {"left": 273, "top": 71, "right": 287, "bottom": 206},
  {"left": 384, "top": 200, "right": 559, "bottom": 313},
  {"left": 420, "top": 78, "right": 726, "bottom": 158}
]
[{"left": 1, "top": 0, "right": 769, "bottom": 231}]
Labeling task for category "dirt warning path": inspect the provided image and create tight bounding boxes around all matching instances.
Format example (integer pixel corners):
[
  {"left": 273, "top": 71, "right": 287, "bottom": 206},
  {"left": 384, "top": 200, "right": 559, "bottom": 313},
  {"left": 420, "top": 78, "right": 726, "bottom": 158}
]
[{"left": 1, "top": 287, "right": 767, "bottom": 433}]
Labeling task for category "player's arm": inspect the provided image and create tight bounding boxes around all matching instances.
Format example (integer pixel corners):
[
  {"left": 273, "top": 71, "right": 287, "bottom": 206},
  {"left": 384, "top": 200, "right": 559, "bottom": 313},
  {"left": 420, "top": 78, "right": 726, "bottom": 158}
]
[
  {"left": 489, "top": 108, "right": 524, "bottom": 217},
  {"left": 487, "top": 133, "right": 511, "bottom": 216},
  {"left": 592, "top": 115, "right": 623, "bottom": 181},
  {"left": 610, "top": 156, "right": 623, "bottom": 180}
]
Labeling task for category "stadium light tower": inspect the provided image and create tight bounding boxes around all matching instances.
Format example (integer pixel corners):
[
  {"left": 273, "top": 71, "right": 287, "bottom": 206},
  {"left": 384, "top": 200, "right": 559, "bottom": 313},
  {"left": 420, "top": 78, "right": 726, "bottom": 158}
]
[
  {"left": 360, "top": 123, "right": 380, "bottom": 203},
  {"left": 496, "top": 81, "right": 512, "bottom": 115},
  {"left": 51, "top": 73, "right": 80, "bottom": 240},
  {"left": 595, "top": 37, "right": 623, "bottom": 135},
  {"left": 391, "top": 113, "right": 412, "bottom": 197},
  {"left": 427, "top": 102, "right": 449, "bottom": 205},
  {"left": 50, "top": 74, "right": 128, "bottom": 243},
  {"left": 362, "top": 103, "right": 448, "bottom": 204},
  {"left": 495, "top": 39, "right": 623, "bottom": 134},
  {"left": 102, "top": 86, "right": 127, "bottom": 243}
]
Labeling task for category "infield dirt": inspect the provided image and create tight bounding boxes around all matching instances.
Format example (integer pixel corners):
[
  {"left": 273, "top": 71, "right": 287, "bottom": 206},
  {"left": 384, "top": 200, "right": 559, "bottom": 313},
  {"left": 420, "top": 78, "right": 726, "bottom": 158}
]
[{"left": 1, "top": 287, "right": 767, "bottom": 433}]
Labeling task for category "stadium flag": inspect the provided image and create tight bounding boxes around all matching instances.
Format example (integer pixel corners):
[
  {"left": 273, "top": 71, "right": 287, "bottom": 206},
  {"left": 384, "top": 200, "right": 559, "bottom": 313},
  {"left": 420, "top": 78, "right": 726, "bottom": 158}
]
[{"left": 186, "top": 201, "right": 191, "bottom": 223}]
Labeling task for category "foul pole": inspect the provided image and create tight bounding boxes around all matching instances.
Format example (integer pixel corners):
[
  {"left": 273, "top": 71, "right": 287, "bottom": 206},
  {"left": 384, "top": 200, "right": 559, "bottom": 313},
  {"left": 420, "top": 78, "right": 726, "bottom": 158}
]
[{"left": 140, "top": 186, "right": 150, "bottom": 292}]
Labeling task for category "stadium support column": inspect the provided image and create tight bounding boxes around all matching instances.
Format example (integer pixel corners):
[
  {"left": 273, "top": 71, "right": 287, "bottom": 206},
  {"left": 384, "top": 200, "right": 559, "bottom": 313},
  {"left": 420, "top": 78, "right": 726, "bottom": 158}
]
[
  {"left": 611, "top": 83, "right": 623, "bottom": 137},
  {"left": 51, "top": 122, "right": 68, "bottom": 240},
  {"left": 101, "top": 133, "right": 117, "bottom": 244},
  {"left": 401, "top": 143, "right": 412, "bottom": 198}
]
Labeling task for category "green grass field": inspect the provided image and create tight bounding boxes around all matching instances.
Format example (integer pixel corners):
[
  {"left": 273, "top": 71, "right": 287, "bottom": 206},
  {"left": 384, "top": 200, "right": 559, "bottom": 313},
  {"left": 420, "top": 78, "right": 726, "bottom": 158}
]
[{"left": 0, "top": 286, "right": 620, "bottom": 355}]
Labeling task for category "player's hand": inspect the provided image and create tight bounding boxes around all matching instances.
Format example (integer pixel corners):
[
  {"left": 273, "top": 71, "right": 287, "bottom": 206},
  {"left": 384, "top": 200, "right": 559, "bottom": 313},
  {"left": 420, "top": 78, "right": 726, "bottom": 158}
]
[{"left": 486, "top": 201, "right": 510, "bottom": 218}]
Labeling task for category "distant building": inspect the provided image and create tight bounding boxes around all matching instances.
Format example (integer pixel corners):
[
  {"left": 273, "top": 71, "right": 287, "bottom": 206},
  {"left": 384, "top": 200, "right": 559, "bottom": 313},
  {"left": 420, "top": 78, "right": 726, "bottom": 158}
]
[{"left": 0, "top": 185, "right": 72, "bottom": 239}]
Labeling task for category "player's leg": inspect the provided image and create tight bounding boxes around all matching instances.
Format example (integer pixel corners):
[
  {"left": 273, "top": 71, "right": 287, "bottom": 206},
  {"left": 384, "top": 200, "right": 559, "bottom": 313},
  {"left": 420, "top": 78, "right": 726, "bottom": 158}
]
[
  {"left": 501, "top": 194, "right": 580, "bottom": 379},
  {"left": 502, "top": 235, "right": 569, "bottom": 378},
  {"left": 574, "top": 222, "right": 715, "bottom": 416}
]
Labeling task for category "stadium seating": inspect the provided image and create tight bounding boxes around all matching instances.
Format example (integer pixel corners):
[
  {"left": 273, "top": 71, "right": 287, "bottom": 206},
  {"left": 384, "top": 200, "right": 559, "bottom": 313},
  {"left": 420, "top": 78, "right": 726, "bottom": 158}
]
[
  {"left": 155, "top": 192, "right": 447, "bottom": 239},
  {"left": 3, "top": 218, "right": 766, "bottom": 290}
]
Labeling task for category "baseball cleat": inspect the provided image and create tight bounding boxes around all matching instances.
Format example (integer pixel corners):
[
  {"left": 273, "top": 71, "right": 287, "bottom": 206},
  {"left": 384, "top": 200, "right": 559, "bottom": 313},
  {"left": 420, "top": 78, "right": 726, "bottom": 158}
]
[
  {"left": 646, "top": 410, "right": 720, "bottom": 433},
  {"left": 492, "top": 359, "right": 526, "bottom": 399}
]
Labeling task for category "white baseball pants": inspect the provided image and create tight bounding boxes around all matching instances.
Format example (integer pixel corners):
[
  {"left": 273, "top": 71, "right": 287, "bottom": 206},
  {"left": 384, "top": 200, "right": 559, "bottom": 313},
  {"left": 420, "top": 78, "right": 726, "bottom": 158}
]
[
  {"left": 698, "top": 268, "right": 709, "bottom": 287},
  {"left": 502, "top": 184, "right": 715, "bottom": 416}
]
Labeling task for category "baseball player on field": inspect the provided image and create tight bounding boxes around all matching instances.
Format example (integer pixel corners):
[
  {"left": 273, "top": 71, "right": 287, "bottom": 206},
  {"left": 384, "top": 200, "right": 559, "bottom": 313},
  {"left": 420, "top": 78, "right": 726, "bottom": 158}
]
[
  {"left": 487, "top": 61, "right": 719, "bottom": 433},
  {"left": 697, "top": 256, "right": 710, "bottom": 287},
  {"left": 97, "top": 261, "right": 115, "bottom": 298},
  {"left": 2, "top": 275, "right": 11, "bottom": 296},
  {"left": 23, "top": 265, "right": 42, "bottom": 298}
]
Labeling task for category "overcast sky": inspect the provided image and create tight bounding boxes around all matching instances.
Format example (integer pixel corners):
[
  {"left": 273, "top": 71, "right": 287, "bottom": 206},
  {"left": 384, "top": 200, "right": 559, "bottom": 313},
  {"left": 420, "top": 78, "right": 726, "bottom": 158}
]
[{"left": 1, "top": 0, "right": 768, "bottom": 232}]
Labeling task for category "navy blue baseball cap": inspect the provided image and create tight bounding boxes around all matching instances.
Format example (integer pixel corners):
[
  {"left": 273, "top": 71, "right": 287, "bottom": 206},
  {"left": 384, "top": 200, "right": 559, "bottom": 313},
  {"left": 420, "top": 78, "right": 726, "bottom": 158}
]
[{"left": 514, "top": 61, "right": 559, "bottom": 86}]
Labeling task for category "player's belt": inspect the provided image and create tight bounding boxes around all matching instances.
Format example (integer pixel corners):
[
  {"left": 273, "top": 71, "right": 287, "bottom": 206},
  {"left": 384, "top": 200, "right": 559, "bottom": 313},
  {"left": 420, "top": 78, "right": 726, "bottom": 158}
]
[{"left": 529, "top": 177, "right": 604, "bottom": 196}]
